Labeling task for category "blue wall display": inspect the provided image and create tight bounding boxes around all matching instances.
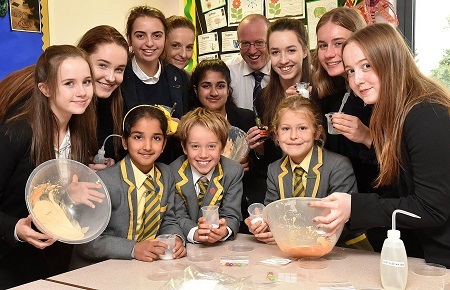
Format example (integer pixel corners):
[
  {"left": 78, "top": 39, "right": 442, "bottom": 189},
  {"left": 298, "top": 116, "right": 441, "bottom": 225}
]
[{"left": 0, "top": 7, "right": 43, "bottom": 80}]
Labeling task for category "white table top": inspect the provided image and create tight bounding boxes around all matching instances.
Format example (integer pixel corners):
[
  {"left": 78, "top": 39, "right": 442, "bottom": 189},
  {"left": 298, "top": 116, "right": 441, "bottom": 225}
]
[
  {"left": 38, "top": 234, "right": 449, "bottom": 289},
  {"left": 10, "top": 279, "right": 80, "bottom": 290}
]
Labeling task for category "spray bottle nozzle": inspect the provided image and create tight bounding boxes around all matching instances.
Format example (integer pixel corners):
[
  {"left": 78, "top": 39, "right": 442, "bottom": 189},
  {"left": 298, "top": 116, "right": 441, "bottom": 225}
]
[
  {"left": 388, "top": 209, "right": 421, "bottom": 239},
  {"left": 93, "top": 134, "right": 122, "bottom": 164}
]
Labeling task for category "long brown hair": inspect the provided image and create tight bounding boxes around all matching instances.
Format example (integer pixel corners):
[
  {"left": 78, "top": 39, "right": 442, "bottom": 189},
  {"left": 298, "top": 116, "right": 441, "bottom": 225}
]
[
  {"left": 262, "top": 18, "right": 311, "bottom": 126},
  {"left": 343, "top": 23, "right": 450, "bottom": 187},
  {"left": 77, "top": 25, "right": 128, "bottom": 158},
  {"left": 0, "top": 65, "right": 35, "bottom": 123},
  {"left": 9, "top": 45, "right": 97, "bottom": 166},
  {"left": 312, "top": 7, "right": 366, "bottom": 98}
]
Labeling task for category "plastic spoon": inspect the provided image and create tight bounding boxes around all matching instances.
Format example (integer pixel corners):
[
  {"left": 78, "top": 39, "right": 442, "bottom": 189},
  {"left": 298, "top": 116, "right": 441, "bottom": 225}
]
[{"left": 337, "top": 91, "right": 350, "bottom": 113}]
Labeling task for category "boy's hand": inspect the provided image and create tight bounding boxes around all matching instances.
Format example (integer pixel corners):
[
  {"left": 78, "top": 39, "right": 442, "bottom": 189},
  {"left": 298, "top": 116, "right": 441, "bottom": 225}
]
[
  {"left": 173, "top": 236, "right": 187, "bottom": 259},
  {"left": 244, "top": 216, "right": 275, "bottom": 244},
  {"left": 206, "top": 218, "right": 228, "bottom": 243},
  {"left": 194, "top": 217, "right": 228, "bottom": 243},
  {"left": 244, "top": 216, "right": 268, "bottom": 234},
  {"left": 254, "top": 231, "right": 276, "bottom": 244},
  {"left": 134, "top": 239, "right": 166, "bottom": 262}
]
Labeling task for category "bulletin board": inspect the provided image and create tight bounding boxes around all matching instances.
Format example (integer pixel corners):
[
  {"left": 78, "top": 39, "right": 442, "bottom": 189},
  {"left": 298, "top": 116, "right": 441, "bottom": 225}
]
[
  {"left": 0, "top": 0, "right": 49, "bottom": 80},
  {"left": 193, "top": 0, "right": 347, "bottom": 63}
]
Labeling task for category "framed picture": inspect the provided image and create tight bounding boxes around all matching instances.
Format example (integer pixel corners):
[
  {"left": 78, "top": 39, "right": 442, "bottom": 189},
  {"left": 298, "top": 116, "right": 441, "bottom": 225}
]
[{"left": 9, "top": 0, "right": 41, "bottom": 32}]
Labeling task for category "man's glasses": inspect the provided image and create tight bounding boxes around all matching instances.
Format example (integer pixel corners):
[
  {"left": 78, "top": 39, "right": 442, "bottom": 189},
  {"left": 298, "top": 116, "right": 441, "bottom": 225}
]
[{"left": 238, "top": 40, "right": 266, "bottom": 50}]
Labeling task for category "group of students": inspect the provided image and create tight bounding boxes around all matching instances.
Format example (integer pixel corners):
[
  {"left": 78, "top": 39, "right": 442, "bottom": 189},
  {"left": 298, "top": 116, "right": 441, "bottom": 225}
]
[{"left": 0, "top": 4, "right": 449, "bottom": 289}]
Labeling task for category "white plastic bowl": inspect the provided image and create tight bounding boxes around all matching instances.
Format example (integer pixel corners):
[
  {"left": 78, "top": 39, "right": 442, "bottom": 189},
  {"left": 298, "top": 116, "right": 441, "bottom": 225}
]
[
  {"left": 263, "top": 197, "right": 343, "bottom": 258},
  {"left": 25, "top": 159, "right": 111, "bottom": 244}
]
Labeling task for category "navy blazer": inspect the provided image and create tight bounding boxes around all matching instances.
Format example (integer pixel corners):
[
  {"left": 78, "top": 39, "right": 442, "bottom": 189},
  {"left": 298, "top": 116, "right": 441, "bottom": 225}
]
[
  {"left": 350, "top": 103, "right": 450, "bottom": 267},
  {"left": 121, "top": 61, "right": 190, "bottom": 118},
  {"left": 0, "top": 120, "right": 72, "bottom": 288}
]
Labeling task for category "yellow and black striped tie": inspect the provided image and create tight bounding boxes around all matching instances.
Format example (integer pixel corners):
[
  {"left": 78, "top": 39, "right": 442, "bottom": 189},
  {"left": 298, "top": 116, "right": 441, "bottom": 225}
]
[
  {"left": 197, "top": 177, "right": 209, "bottom": 207},
  {"left": 293, "top": 167, "right": 306, "bottom": 197},
  {"left": 139, "top": 175, "right": 160, "bottom": 241}
]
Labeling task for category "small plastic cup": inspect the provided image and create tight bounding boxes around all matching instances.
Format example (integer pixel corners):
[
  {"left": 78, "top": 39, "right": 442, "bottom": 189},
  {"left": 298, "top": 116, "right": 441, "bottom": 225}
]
[
  {"left": 201, "top": 205, "right": 219, "bottom": 228},
  {"left": 296, "top": 82, "right": 310, "bottom": 98},
  {"left": 156, "top": 234, "right": 176, "bottom": 260},
  {"left": 325, "top": 113, "right": 340, "bottom": 135},
  {"left": 248, "top": 203, "right": 265, "bottom": 225},
  {"left": 412, "top": 263, "right": 446, "bottom": 289}
]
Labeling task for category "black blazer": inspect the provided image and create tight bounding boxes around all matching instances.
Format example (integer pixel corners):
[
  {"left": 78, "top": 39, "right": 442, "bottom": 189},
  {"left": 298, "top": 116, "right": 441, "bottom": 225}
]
[
  {"left": 350, "top": 103, "right": 450, "bottom": 267},
  {"left": 0, "top": 120, "right": 72, "bottom": 288},
  {"left": 225, "top": 103, "right": 256, "bottom": 133},
  {"left": 121, "top": 61, "right": 190, "bottom": 118}
]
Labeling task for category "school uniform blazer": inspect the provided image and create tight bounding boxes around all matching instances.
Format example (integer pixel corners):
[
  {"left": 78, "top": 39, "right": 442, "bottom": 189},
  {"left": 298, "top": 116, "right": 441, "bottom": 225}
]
[
  {"left": 121, "top": 61, "right": 189, "bottom": 118},
  {"left": 71, "top": 155, "right": 183, "bottom": 269},
  {"left": 0, "top": 120, "right": 72, "bottom": 288},
  {"left": 170, "top": 155, "right": 244, "bottom": 239},
  {"left": 350, "top": 103, "right": 450, "bottom": 267},
  {"left": 264, "top": 146, "right": 357, "bottom": 205}
]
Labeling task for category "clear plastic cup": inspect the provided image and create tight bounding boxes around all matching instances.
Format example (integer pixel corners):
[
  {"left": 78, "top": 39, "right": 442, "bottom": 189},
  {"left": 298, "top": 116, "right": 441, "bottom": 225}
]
[
  {"left": 412, "top": 263, "right": 446, "bottom": 289},
  {"left": 201, "top": 205, "right": 219, "bottom": 228},
  {"left": 156, "top": 234, "right": 176, "bottom": 260},
  {"left": 248, "top": 203, "right": 265, "bottom": 225},
  {"left": 325, "top": 113, "right": 340, "bottom": 135}
]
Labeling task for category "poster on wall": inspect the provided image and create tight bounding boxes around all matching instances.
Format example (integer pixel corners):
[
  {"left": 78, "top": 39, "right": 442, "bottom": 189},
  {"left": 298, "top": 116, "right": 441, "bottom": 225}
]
[
  {"left": 265, "top": 0, "right": 305, "bottom": 20},
  {"left": 200, "top": 0, "right": 226, "bottom": 13},
  {"left": 205, "top": 7, "right": 228, "bottom": 32},
  {"left": 228, "top": 0, "right": 264, "bottom": 27},
  {"left": 220, "top": 52, "right": 240, "bottom": 63},
  {"left": 198, "top": 32, "right": 220, "bottom": 55},
  {"left": 198, "top": 53, "right": 219, "bottom": 63},
  {"left": 306, "top": 0, "right": 338, "bottom": 49},
  {"left": 221, "top": 31, "right": 239, "bottom": 52},
  {"left": 9, "top": 0, "right": 41, "bottom": 32}
]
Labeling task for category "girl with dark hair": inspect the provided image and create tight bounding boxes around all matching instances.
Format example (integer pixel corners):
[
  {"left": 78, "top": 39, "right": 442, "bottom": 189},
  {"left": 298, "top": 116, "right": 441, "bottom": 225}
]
[
  {"left": 122, "top": 5, "right": 190, "bottom": 164},
  {"left": 122, "top": 5, "right": 190, "bottom": 118},
  {"left": 71, "top": 105, "right": 186, "bottom": 269},
  {"left": 189, "top": 59, "right": 255, "bottom": 134}
]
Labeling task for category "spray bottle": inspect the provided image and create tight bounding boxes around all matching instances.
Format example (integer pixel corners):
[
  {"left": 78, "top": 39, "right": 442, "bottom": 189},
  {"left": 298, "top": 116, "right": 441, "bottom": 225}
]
[{"left": 380, "top": 209, "right": 421, "bottom": 290}]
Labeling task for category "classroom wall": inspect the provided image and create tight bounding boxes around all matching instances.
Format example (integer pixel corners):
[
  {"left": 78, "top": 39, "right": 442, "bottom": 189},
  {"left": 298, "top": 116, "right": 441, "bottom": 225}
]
[
  {"left": 0, "top": 0, "right": 183, "bottom": 79},
  {"left": 47, "top": 0, "right": 184, "bottom": 45}
]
